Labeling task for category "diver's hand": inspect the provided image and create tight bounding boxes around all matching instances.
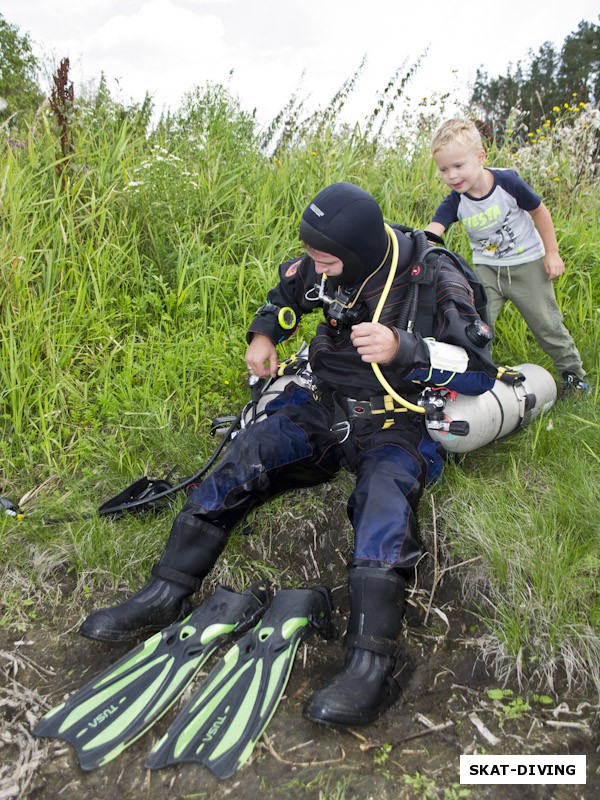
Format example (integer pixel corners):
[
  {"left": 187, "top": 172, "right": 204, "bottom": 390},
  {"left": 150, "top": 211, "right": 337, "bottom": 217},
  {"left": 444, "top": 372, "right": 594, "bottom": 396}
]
[
  {"left": 245, "top": 333, "right": 278, "bottom": 378},
  {"left": 350, "top": 322, "right": 398, "bottom": 364}
]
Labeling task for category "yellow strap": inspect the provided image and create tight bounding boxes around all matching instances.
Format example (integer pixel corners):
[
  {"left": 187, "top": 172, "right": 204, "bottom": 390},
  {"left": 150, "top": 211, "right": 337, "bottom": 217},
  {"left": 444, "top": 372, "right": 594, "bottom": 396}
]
[{"left": 371, "top": 395, "right": 409, "bottom": 426}]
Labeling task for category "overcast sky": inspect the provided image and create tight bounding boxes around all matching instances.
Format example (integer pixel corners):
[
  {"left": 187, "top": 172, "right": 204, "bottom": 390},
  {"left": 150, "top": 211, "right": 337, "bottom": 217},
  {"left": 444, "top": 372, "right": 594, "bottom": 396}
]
[{"left": 2, "top": 1, "right": 599, "bottom": 129}]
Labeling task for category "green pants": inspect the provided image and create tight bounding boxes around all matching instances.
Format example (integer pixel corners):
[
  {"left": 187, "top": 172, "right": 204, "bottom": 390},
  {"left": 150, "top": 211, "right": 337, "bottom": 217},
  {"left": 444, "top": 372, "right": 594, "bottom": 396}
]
[{"left": 475, "top": 257, "right": 585, "bottom": 378}]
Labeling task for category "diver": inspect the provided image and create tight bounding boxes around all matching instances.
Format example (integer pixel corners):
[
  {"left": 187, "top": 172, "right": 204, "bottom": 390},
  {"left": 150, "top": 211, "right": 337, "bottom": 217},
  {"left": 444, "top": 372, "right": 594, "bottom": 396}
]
[{"left": 80, "top": 182, "right": 499, "bottom": 728}]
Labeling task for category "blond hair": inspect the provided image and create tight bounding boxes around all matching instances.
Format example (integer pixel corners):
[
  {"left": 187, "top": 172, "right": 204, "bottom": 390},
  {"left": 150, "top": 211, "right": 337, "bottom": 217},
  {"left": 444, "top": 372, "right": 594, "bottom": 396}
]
[{"left": 431, "top": 119, "right": 483, "bottom": 155}]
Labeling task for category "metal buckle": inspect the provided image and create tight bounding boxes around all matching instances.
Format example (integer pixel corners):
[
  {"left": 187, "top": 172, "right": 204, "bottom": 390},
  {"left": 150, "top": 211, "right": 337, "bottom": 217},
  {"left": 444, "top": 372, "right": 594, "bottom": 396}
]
[{"left": 330, "top": 420, "right": 351, "bottom": 443}]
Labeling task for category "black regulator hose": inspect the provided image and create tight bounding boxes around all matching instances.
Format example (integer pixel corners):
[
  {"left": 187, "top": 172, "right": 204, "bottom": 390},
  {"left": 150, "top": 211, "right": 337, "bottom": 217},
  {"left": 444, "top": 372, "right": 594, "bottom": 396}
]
[
  {"left": 396, "top": 229, "right": 431, "bottom": 332},
  {"left": 94, "top": 412, "right": 242, "bottom": 518}
]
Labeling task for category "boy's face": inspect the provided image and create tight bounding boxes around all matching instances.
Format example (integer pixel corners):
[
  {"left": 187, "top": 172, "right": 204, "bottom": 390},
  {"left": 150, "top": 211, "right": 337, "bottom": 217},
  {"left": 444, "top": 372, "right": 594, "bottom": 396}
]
[{"left": 433, "top": 141, "right": 486, "bottom": 195}]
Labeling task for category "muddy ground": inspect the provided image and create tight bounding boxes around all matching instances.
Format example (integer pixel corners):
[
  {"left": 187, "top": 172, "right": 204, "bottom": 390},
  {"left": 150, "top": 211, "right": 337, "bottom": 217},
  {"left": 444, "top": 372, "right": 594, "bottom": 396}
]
[{"left": 1, "top": 483, "right": 598, "bottom": 800}]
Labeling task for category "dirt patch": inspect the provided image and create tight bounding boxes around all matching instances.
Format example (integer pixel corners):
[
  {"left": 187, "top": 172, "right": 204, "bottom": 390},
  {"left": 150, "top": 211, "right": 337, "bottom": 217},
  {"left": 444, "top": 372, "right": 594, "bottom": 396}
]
[{"left": 1, "top": 486, "right": 599, "bottom": 800}]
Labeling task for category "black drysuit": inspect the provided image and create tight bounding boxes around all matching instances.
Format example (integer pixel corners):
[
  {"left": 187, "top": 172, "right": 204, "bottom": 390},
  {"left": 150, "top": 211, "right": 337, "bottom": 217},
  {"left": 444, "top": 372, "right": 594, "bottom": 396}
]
[{"left": 155, "top": 226, "right": 498, "bottom": 584}]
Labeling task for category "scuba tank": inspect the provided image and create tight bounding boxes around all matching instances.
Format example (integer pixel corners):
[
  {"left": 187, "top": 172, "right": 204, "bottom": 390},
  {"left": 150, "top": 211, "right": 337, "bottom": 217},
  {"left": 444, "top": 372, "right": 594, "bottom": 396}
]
[
  {"left": 424, "top": 363, "right": 557, "bottom": 453},
  {"left": 239, "top": 345, "right": 313, "bottom": 429},
  {"left": 241, "top": 357, "right": 556, "bottom": 455}
]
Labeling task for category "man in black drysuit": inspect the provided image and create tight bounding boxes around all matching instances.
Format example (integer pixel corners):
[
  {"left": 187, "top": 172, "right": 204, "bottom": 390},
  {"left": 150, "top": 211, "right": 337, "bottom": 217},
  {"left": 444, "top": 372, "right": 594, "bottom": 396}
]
[{"left": 81, "top": 182, "right": 499, "bottom": 726}]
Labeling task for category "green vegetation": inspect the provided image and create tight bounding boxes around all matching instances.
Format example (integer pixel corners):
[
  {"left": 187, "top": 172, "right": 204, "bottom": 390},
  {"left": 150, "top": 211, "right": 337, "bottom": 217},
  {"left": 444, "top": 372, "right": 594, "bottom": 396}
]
[
  {"left": 0, "top": 51, "right": 598, "bottom": 701},
  {"left": 0, "top": 14, "right": 44, "bottom": 133},
  {"left": 471, "top": 18, "right": 599, "bottom": 131}
]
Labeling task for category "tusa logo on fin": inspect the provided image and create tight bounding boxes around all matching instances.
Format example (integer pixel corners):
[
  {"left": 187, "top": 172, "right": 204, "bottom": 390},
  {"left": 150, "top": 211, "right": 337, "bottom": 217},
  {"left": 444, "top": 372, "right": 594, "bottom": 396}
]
[
  {"left": 87, "top": 704, "right": 119, "bottom": 728},
  {"left": 202, "top": 714, "right": 227, "bottom": 742}
]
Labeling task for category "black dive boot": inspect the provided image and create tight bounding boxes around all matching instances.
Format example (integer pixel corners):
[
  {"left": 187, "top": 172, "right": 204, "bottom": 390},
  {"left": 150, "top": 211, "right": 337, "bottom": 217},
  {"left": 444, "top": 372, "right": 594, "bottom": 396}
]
[
  {"left": 79, "top": 576, "right": 194, "bottom": 643},
  {"left": 80, "top": 513, "right": 229, "bottom": 642},
  {"left": 303, "top": 566, "right": 406, "bottom": 727}
]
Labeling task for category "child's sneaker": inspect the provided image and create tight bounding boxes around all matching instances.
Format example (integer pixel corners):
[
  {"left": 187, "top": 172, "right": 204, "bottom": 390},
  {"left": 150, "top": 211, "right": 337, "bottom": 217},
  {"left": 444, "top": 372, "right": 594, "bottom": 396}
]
[{"left": 560, "top": 372, "right": 590, "bottom": 397}]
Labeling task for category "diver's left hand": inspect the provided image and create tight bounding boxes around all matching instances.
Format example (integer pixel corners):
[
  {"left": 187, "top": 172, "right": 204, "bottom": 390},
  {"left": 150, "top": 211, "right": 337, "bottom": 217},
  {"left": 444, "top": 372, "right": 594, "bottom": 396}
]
[{"left": 350, "top": 322, "right": 398, "bottom": 364}]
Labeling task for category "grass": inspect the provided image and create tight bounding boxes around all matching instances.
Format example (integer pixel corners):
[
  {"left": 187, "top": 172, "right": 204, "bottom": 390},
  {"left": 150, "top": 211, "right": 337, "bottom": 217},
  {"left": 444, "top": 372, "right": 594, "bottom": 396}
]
[
  {"left": 434, "top": 391, "right": 600, "bottom": 692},
  {"left": 1, "top": 73, "right": 599, "bottom": 697}
]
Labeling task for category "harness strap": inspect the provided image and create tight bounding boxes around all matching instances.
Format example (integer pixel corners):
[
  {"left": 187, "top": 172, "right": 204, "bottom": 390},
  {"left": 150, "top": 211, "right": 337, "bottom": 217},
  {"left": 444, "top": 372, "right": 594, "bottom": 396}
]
[
  {"left": 331, "top": 394, "right": 359, "bottom": 470},
  {"left": 343, "top": 395, "right": 409, "bottom": 428},
  {"left": 369, "top": 394, "right": 409, "bottom": 429},
  {"left": 330, "top": 393, "right": 412, "bottom": 469}
]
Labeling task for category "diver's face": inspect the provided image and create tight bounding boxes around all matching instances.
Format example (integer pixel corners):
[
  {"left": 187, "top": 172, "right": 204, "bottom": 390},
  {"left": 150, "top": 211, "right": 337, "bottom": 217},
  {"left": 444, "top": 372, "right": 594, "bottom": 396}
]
[{"left": 305, "top": 246, "right": 344, "bottom": 276}]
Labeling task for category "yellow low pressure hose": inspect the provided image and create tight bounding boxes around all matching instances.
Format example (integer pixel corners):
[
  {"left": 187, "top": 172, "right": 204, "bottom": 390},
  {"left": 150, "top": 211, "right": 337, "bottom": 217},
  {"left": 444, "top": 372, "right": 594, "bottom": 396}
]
[{"left": 370, "top": 224, "right": 425, "bottom": 414}]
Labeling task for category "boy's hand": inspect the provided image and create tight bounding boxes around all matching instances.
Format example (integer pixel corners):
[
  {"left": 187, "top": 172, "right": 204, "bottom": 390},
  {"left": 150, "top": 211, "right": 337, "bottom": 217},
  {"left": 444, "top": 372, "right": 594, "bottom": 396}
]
[{"left": 544, "top": 252, "right": 565, "bottom": 281}]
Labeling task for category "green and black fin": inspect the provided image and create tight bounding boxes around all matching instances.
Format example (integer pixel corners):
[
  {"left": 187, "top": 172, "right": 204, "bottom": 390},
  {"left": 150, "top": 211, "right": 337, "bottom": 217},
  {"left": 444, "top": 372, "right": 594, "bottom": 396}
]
[
  {"left": 145, "top": 586, "right": 337, "bottom": 779},
  {"left": 33, "top": 581, "right": 270, "bottom": 770}
]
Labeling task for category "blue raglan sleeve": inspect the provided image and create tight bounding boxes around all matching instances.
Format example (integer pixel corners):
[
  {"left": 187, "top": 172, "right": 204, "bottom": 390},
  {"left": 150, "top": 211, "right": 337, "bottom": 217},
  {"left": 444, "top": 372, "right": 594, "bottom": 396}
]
[
  {"left": 431, "top": 192, "right": 460, "bottom": 230},
  {"left": 494, "top": 169, "right": 542, "bottom": 211}
]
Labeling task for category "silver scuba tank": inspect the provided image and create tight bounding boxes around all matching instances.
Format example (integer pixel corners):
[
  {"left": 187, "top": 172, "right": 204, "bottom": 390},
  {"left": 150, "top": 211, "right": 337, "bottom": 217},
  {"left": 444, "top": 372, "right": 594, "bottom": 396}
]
[
  {"left": 425, "top": 363, "right": 557, "bottom": 453},
  {"left": 240, "top": 345, "right": 312, "bottom": 429},
  {"left": 238, "top": 350, "right": 556, "bottom": 456}
]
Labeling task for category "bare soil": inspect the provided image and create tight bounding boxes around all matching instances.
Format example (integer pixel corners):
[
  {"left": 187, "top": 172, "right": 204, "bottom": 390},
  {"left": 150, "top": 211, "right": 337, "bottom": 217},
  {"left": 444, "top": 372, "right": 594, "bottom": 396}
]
[{"left": 1, "top": 485, "right": 598, "bottom": 800}]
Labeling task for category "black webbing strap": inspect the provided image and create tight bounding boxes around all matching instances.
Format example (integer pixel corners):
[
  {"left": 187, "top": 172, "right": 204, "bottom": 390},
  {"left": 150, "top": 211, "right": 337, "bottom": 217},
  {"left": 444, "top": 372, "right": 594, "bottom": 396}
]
[
  {"left": 331, "top": 393, "right": 358, "bottom": 471},
  {"left": 151, "top": 563, "right": 202, "bottom": 592},
  {"left": 344, "top": 632, "right": 400, "bottom": 658}
]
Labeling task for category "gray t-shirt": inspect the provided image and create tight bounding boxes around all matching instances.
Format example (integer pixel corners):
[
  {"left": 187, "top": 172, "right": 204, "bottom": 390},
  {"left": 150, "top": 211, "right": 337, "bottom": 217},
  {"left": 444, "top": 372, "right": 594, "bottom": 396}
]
[{"left": 432, "top": 169, "right": 545, "bottom": 266}]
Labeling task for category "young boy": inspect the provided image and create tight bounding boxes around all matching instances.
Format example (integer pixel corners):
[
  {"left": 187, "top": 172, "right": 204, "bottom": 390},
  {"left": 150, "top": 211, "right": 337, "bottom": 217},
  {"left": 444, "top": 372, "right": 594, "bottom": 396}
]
[{"left": 426, "top": 118, "right": 588, "bottom": 394}]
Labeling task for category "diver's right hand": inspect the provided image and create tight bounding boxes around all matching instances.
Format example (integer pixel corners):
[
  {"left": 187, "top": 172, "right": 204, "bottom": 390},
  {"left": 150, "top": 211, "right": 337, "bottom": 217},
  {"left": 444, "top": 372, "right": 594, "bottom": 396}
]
[{"left": 245, "top": 334, "right": 278, "bottom": 378}]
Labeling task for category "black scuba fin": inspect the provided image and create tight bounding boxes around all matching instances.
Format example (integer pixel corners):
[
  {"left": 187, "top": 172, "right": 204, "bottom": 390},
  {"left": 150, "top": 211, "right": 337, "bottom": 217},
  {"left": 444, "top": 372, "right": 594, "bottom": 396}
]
[
  {"left": 145, "top": 586, "right": 337, "bottom": 779},
  {"left": 33, "top": 581, "right": 270, "bottom": 770}
]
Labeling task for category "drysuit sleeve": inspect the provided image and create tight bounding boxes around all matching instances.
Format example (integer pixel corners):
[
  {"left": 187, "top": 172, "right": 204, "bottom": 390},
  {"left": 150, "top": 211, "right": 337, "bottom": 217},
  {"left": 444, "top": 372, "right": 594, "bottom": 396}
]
[
  {"left": 384, "top": 265, "right": 498, "bottom": 395},
  {"left": 246, "top": 255, "right": 320, "bottom": 345}
]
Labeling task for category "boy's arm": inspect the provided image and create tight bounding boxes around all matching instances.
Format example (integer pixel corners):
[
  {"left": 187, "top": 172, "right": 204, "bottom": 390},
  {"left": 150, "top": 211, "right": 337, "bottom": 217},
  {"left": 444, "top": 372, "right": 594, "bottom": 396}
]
[
  {"left": 529, "top": 203, "right": 565, "bottom": 280},
  {"left": 425, "top": 221, "right": 446, "bottom": 237}
]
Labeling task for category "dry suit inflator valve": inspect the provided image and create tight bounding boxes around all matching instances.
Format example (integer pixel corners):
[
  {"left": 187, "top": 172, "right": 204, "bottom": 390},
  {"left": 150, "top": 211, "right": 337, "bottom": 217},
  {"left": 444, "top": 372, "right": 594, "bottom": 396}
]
[
  {"left": 465, "top": 318, "right": 494, "bottom": 348},
  {"left": 319, "top": 285, "right": 367, "bottom": 336}
]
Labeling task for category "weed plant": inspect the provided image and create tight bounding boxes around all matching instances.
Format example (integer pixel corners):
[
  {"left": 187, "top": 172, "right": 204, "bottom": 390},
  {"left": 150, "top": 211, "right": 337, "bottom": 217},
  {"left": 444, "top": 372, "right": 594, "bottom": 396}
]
[{"left": 0, "top": 72, "right": 598, "bottom": 696}]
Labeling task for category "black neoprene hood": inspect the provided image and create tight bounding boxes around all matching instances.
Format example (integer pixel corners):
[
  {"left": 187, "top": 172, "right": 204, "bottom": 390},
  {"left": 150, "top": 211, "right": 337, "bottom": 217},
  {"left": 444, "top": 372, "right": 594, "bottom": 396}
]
[{"left": 299, "top": 182, "right": 389, "bottom": 285}]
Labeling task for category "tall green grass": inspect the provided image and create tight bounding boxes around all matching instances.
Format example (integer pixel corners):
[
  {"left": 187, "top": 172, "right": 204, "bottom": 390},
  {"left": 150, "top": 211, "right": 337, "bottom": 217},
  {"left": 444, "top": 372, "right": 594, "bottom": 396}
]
[{"left": 1, "top": 77, "right": 598, "bottom": 694}]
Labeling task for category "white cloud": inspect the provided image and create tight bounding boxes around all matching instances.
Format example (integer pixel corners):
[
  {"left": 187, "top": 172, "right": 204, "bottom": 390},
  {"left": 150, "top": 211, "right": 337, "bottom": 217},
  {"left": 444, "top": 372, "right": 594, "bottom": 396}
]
[
  {"left": 2, "top": 0, "right": 599, "bottom": 126},
  {"left": 85, "top": 0, "right": 225, "bottom": 64}
]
